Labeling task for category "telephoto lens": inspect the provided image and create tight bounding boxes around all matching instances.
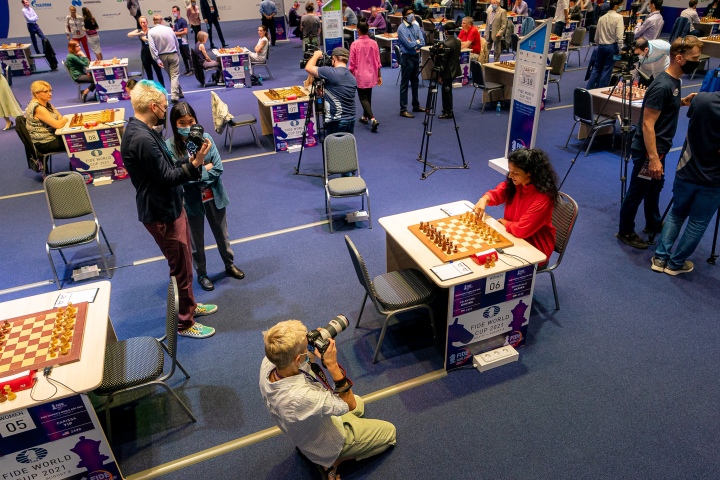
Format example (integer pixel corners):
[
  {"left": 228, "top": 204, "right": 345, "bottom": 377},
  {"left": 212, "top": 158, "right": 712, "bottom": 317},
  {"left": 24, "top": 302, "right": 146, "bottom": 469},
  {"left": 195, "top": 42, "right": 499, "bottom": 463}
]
[{"left": 306, "top": 315, "right": 350, "bottom": 354}]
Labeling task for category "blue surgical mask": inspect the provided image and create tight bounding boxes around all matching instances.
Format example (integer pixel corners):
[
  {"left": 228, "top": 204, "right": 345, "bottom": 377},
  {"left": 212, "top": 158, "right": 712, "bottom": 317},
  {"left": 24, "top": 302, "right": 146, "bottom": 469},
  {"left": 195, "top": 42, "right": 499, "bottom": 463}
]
[
  {"left": 299, "top": 353, "right": 310, "bottom": 367},
  {"left": 178, "top": 127, "right": 191, "bottom": 136},
  {"left": 406, "top": 13, "right": 415, "bottom": 23},
  {"left": 492, "top": 4, "right": 498, "bottom": 10}
]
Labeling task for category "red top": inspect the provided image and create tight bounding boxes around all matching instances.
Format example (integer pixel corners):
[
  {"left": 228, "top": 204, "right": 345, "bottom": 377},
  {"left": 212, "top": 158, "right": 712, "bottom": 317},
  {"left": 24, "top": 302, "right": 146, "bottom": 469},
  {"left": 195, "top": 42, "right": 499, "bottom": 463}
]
[
  {"left": 485, "top": 181, "right": 556, "bottom": 265},
  {"left": 458, "top": 27, "right": 481, "bottom": 54}
]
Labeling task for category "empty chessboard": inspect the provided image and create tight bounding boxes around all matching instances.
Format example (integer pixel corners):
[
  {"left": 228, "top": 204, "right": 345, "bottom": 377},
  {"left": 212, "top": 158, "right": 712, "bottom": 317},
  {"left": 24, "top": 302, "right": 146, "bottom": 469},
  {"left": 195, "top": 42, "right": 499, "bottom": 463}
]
[
  {"left": 409, "top": 212, "right": 514, "bottom": 262},
  {"left": 601, "top": 84, "right": 647, "bottom": 100},
  {"left": 265, "top": 86, "right": 306, "bottom": 101},
  {"left": 0, "top": 303, "right": 87, "bottom": 378},
  {"left": 495, "top": 61, "right": 516, "bottom": 70},
  {"left": 70, "top": 110, "right": 115, "bottom": 127}
]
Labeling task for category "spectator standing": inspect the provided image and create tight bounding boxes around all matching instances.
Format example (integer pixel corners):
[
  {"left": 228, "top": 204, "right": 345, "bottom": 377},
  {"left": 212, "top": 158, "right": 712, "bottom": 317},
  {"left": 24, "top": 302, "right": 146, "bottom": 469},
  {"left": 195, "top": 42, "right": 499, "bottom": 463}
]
[
  {"left": 200, "top": 0, "right": 228, "bottom": 49},
  {"left": 148, "top": 15, "right": 183, "bottom": 103},
  {"left": 128, "top": 16, "right": 165, "bottom": 88},
  {"left": 172, "top": 6, "right": 193, "bottom": 76},
  {"left": 349, "top": 19, "right": 382, "bottom": 132},
  {"left": 66, "top": 6, "right": 90, "bottom": 58},
  {"left": 82, "top": 7, "right": 102, "bottom": 61},
  {"left": 486, "top": 0, "right": 508, "bottom": 63},
  {"left": 260, "top": 0, "right": 278, "bottom": 46},
  {"left": 289, "top": 1, "right": 302, "bottom": 37},
  {"left": 633, "top": 0, "right": 664, "bottom": 41},
  {"left": 586, "top": 0, "right": 624, "bottom": 89},
  {"left": 187, "top": 0, "right": 203, "bottom": 44},
  {"left": 21, "top": 0, "right": 46, "bottom": 55},
  {"left": 300, "top": 3, "right": 322, "bottom": 49},
  {"left": 553, "top": 0, "right": 570, "bottom": 36},
  {"left": 397, "top": 7, "right": 426, "bottom": 118}
]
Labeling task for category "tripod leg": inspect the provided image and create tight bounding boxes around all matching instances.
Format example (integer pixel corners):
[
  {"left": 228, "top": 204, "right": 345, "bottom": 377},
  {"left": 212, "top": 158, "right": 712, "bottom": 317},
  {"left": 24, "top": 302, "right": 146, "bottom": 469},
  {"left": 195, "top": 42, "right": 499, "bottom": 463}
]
[
  {"left": 707, "top": 207, "right": 720, "bottom": 265},
  {"left": 648, "top": 197, "right": 673, "bottom": 245}
]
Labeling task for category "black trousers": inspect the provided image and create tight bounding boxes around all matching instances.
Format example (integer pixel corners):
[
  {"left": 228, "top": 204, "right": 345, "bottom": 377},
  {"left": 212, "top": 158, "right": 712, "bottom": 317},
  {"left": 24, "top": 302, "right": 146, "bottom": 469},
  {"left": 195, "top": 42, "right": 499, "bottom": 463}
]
[
  {"left": 441, "top": 75, "right": 453, "bottom": 114},
  {"left": 207, "top": 16, "right": 226, "bottom": 47},
  {"left": 75, "top": 74, "right": 96, "bottom": 92},
  {"left": 618, "top": 153, "right": 666, "bottom": 235},
  {"left": 141, "top": 46, "right": 165, "bottom": 88},
  {"left": 261, "top": 16, "right": 277, "bottom": 46},
  {"left": 179, "top": 44, "right": 192, "bottom": 72},
  {"left": 357, "top": 87, "right": 374, "bottom": 119},
  {"left": 36, "top": 136, "right": 65, "bottom": 154},
  {"left": 191, "top": 24, "right": 201, "bottom": 44}
]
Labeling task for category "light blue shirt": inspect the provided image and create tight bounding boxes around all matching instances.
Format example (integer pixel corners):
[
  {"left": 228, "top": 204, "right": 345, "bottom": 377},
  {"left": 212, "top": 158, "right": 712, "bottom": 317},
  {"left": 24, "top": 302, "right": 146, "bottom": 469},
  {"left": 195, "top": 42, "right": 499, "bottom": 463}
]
[
  {"left": 397, "top": 20, "right": 425, "bottom": 54},
  {"left": 260, "top": 0, "right": 277, "bottom": 17},
  {"left": 344, "top": 7, "right": 358, "bottom": 25}
]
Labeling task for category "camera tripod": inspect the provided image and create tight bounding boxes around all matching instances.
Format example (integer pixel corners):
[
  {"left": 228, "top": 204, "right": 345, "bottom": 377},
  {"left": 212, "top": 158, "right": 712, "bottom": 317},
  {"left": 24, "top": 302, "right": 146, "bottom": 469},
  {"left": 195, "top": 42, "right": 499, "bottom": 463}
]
[
  {"left": 294, "top": 78, "right": 326, "bottom": 178},
  {"left": 416, "top": 58, "right": 467, "bottom": 180}
]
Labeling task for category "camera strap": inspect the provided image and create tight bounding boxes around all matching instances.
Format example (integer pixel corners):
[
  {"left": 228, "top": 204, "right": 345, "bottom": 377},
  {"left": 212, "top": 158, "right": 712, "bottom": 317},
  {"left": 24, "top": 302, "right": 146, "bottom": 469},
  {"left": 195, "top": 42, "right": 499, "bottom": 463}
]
[{"left": 309, "top": 362, "right": 333, "bottom": 390}]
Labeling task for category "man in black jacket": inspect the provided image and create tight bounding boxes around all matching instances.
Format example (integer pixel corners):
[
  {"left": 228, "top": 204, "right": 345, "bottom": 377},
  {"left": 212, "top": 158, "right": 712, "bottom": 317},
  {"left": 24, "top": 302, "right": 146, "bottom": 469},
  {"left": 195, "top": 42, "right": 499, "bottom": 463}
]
[
  {"left": 199, "top": 0, "right": 227, "bottom": 49},
  {"left": 438, "top": 22, "right": 461, "bottom": 119},
  {"left": 121, "top": 80, "right": 219, "bottom": 339}
]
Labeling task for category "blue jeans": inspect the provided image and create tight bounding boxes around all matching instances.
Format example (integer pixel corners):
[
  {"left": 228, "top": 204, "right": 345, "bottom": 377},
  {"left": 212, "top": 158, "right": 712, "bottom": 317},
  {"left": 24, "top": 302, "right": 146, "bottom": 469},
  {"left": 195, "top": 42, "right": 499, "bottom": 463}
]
[
  {"left": 618, "top": 152, "right": 665, "bottom": 235},
  {"left": 586, "top": 43, "right": 618, "bottom": 89},
  {"left": 399, "top": 53, "right": 420, "bottom": 112},
  {"left": 655, "top": 177, "right": 720, "bottom": 269},
  {"left": 325, "top": 120, "right": 355, "bottom": 135}
]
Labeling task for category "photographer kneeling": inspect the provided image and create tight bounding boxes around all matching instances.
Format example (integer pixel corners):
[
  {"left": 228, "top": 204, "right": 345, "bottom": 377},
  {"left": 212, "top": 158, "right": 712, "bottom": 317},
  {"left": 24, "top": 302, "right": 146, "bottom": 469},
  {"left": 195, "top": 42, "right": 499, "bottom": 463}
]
[
  {"left": 260, "top": 320, "right": 396, "bottom": 479},
  {"left": 304, "top": 47, "right": 357, "bottom": 135}
]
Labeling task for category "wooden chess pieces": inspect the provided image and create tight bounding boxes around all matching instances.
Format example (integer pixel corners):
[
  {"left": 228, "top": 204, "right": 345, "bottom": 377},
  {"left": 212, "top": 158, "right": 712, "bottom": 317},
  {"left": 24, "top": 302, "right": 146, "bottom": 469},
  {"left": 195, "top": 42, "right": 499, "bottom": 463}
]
[
  {"left": 4, "top": 385, "right": 16, "bottom": 401},
  {"left": 0, "top": 390, "right": 6, "bottom": 403}
]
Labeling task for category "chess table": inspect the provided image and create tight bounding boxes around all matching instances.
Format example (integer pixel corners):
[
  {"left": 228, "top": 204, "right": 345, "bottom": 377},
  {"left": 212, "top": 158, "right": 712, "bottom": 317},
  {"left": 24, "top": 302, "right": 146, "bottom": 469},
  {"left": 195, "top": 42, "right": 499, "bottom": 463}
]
[
  {"left": 86, "top": 57, "right": 131, "bottom": 102},
  {"left": 213, "top": 46, "right": 252, "bottom": 88},
  {"left": 252, "top": 86, "right": 314, "bottom": 152},
  {"left": 0, "top": 281, "right": 114, "bottom": 414},
  {"left": 579, "top": 87, "right": 643, "bottom": 139},
  {"left": 698, "top": 19, "right": 720, "bottom": 37},
  {"left": 482, "top": 61, "right": 553, "bottom": 105},
  {"left": 379, "top": 202, "right": 546, "bottom": 371},
  {"left": 702, "top": 35, "right": 720, "bottom": 61}
]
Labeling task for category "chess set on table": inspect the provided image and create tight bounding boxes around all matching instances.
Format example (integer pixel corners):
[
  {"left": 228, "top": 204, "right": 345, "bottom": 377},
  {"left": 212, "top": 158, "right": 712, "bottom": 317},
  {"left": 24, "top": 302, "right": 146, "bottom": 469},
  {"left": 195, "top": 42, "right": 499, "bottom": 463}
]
[
  {"left": 70, "top": 109, "right": 115, "bottom": 128},
  {"left": 708, "top": 35, "right": 720, "bottom": 41},
  {"left": 409, "top": 211, "right": 514, "bottom": 263},
  {"left": 0, "top": 303, "right": 87, "bottom": 382},
  {"left": 549, "top": 35, "right": 561, "bottom": 41},
  {"left": 217, "top": 47, "right": 247, "bottom": 54},
  {"left": 601, "top": 84, "right": 647, "bottom": 100},
  {"left": 701, "top": 16, "right": 719, "bottom": 22},
  {"left": 381, "top": 33, "right": 398, "bottom": 38},
  {"left": 265, "top": 86, "right": 306, "bottom": 101},
  {"left": 494, "top": 61, "right": 516, "bottom": 70},
  {"left": 91, "top": 57, "right": 121, "bottom": 67},
  {"left": 0, "top": 43, "right": 24, "bottom": 49}
]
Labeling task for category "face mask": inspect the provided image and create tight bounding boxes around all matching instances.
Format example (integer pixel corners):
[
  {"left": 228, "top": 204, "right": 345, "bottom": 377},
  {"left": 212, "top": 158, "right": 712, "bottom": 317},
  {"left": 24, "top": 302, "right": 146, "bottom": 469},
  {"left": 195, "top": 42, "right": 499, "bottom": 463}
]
[
  {"left": 406, "top": 13, "right": 415, "bottom": 23},
  {"left": 178, "top": 127, "right": 191, "bottom": 136},
  {"left": 154, "top": 106, "right": 166, "bottom": 126},
  {"left": 492, "top": 4, "right": 498, "bottom": 10},
  {"left": 680, "top": 59, "right": 699, "bottom": 74},
  {"left": 299, "top": 353, "right": 310, "bottom": 367},
  {"left": 173, "top": 13, "right": 178, "bottom": 18}
]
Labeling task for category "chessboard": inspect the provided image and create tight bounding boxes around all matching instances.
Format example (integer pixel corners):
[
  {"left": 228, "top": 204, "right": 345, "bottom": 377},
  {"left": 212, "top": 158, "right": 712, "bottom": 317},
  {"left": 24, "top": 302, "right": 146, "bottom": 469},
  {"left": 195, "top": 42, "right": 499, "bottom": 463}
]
[
  {"left": 0, "top": 303, "right": 88, "bottom": 378},
  {"left": 701, "top": 16, "right": 718, "bottom": 22},
  {"left": 494, "top": 61, "right": 516, "bottom": 70},
  {"left": 549, "top": 35, "right": 561, "bottom": 41},
  {"left": 265, "top": 86, "right": 306, "bottom": 101},
  {"left": 381, "top": 33, "right": 398, "bottom": 38},
  {"left": 0, "top": 43, "right": 23, "bottom": 49},
  {"left": 90, "top": 57, "right": 121, "bottom": 67},
  {"left": 409, "top": 212, "right": 514, "bottom": 262},
  {"left": 217, "top": 47, "right": 245, "bottom": 54},
  {"left": 708, "top": 35, "right": 720, "bottom": 41},
  {"left": 601, "top": 84, "right": 647, "bottom": 100},
  {"left": 69, "top": 109, "right": 115, "bottom": 127}
]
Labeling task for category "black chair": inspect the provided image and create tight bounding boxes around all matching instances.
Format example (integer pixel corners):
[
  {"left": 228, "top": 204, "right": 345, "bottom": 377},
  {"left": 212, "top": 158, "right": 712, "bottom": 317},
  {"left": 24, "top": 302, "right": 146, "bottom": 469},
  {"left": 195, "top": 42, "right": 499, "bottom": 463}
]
[
  {"left": 669, "top": 16, "right": 690, "bottom": 44},
  {"left": 564, "top": 87, "right": 617, "bottom": 156},
  {"left": 62, "top": 59, "right": 92, "bottom": 100},
  {"left": 191, "top": 50, "right": 219, "bottom": 87},
  {"left": 94, "top": 277, "right": 195, "bottom": 443},
  {"left": 536, "top": 192, "right": 579, "bottom": 310},
  {"left": 511, "top": 33, "right": 519, "bottom": 59},
  {"left": 15, "top": 116, "right": 64, "bottom": 175},
  {"left": 547, "top": 51, "right": 567, "bottom": 101},
  {"left": 567, "top": 26, "right": 586, "bottom": 66},
  {"left": 469, "top": 61, "right": 504, "bottom": 113}
]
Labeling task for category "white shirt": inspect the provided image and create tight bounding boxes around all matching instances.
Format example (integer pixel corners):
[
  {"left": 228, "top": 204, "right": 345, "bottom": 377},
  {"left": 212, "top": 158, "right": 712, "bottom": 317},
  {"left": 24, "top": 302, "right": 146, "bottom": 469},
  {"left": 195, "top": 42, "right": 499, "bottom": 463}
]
[
  {"left": 147, "top": 24, "right": 180, "bottom": 62},
  {"left": 22, "top": 6, "right": 39, "bottom": 23},
  {"left": 596, "top": 8, "right": 624, "bottom": 46},
  {"left": 259, "top": 357, "right": 348, "bottom": 468},
  {"left": 554, "top": 0, "right": 569, "bottom": 23},
  {"left": 680, "top": 8, "right": 701, "bottom": 29}
]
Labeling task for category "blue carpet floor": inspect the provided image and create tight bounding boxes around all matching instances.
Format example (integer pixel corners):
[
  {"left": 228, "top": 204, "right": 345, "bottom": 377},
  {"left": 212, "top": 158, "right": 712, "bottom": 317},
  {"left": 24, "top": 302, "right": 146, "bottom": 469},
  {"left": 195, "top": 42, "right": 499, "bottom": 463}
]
[{"left": 1, "top": 20, "right": 719, "bottom": 479}]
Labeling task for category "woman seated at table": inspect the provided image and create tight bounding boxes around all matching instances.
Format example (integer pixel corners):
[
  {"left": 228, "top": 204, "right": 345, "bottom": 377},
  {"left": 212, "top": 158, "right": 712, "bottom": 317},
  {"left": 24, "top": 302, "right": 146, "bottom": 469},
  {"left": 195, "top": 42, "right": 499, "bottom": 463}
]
[
  {"left": 65, "top": 40, "right": 96, "bottom": 102},
  {"left": 474, "top": 148, "right": 558, "bottom": 267},
  {"left": 250, "top": 25, "right": 270, "bottom": 64},
  {"left": 193, "top": 31, "right": 222, "bottom": 81},
  {"left": 24, "top": 80, "right": 69, "bottom": 154}
]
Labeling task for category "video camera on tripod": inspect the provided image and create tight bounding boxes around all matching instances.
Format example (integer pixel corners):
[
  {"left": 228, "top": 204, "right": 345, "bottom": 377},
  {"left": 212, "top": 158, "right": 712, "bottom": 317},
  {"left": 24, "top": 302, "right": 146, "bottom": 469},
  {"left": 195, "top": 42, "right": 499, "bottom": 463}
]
[
  {"left": 428, "top": 40, "right": 448, "bottom": 64},
  {"left": 613, "top": 1, "right": 643, "bottom": 72},
  {"left": 300, "top": 44, "right": 332, "bottom": 69}
]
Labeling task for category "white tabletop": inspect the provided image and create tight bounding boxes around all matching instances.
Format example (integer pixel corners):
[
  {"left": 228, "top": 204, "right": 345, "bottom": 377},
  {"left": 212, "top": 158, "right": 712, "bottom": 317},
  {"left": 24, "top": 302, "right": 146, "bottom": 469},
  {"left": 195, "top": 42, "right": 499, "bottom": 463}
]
[
  {"left": 0, "top": 281, "right": 111, "bottom": 413},
  {"left": 379, "top": 201, "right": 546, "bottom": 289},
  {"left": 86, "top": 58, "right": 129, "bottom": 69},
  {"left": 56, "top": 108, "right": 126, "bottom": 135}
]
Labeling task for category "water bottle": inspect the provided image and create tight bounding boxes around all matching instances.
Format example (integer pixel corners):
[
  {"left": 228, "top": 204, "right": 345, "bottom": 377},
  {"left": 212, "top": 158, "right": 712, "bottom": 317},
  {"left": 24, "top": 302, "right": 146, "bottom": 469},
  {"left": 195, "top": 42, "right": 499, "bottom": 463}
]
[{"left": 496, "top": 102, "right": 501, "bottom": 115}]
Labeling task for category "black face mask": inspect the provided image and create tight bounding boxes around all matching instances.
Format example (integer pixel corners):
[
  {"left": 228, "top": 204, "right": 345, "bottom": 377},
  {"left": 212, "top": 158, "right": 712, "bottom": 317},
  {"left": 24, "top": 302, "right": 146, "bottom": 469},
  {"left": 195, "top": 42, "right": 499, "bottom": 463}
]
[
  {"left": 680, "top": 59, "right": 700, "bottom": 74},
  {"left": 153, "top": 106, "right": 167, "bottom": 126}
]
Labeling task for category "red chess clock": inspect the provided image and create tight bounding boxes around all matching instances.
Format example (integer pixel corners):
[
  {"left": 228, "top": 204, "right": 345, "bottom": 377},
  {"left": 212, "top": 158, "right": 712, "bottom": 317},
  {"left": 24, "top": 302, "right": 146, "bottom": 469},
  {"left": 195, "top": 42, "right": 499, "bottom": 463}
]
[
  {"left": 1, "top": 370, "right": 37, "bottom": 393},
  {"left": 470, "top": 249, "right": 498, "bottom": 266}
]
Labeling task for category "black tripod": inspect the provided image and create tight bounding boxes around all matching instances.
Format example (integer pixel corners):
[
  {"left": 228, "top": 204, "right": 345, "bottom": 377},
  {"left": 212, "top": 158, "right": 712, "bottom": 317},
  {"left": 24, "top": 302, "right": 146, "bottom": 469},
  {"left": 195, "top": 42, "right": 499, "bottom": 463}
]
[
  {"left": 294, "top": 79, "right": 326, "bottom": 178},
  {"left": 416, "top": 56, "right": 467, "bottom": 179}
]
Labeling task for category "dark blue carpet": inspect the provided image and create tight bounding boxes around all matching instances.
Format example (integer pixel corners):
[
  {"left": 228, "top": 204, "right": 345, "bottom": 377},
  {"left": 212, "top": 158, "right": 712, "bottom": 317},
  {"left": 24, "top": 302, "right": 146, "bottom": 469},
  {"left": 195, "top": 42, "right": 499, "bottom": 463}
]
[{"left": 2, "top": 20, "right": 718, "bottom": 480}]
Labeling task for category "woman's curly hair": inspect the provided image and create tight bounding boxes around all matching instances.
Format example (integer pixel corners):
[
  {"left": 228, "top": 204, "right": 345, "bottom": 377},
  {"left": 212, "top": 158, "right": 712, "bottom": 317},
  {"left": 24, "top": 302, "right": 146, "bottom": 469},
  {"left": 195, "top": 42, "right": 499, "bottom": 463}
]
[{"left": 505, "top": 148, "right": 559, "bottom": 205}]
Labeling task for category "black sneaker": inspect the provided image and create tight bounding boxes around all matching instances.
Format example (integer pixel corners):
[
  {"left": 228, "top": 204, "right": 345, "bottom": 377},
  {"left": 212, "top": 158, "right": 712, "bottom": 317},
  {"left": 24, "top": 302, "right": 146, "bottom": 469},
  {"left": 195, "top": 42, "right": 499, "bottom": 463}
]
[
  {"left": 664, "top": 261, "right": 694, "bottom": 276},
  {"left": 412, "top": 107, "right": 427, "bottom": 113},
  {"left": 358, "top": 117, "right": 368, "bottom": 124},
  {"left": 650, "top": 256, "right": 666, "bottom": 272},
  {"left": 438, "top": 112, "right": 454, "bottom": 119},
  {"left": 371, "top": 119, "right": 379, "bottom": 132},
  {"left": 615, "top": 232, "right": 648, "bottom": 250}
]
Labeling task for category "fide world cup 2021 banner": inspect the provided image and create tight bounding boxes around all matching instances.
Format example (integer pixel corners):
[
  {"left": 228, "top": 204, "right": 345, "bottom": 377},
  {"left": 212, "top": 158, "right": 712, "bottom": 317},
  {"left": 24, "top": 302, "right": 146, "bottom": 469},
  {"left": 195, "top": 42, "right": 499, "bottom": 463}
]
[{"left": 0, "top": 0, "right": 296, "bottom": 40}]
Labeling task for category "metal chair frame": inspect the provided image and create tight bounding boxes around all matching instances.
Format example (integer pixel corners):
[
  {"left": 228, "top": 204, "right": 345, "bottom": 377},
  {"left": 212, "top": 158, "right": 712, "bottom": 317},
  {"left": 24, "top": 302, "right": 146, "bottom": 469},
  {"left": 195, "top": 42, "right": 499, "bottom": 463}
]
[
  {"left": 62, "top": 59, "right": 92, "bottom": 100},
  {"left": 345, "top": 236, "right": 436, "bottom": 363},
  {"left": 43, "top": 171, "right": 113, "bottom": 288},
  {"left": 536, "top": 192, "right": 579, "bottom": 310},
  {"left": 323, "top": 133, "right": 372, "bottom": 233},
  {"left": 567, "top": 26, "right": 586, "bottom": 66},
  {"left": 547, "top": 51, "right": 567, "bottom": 101},
  {"left": 468, "top": 60, "right": 504, "bottom": 113},
  {"left": 16, "top": 116, "right": 64, "bottom": 175},
  {"left": 224, "top": 114, "right": 263, "bottom": 153},
  {"left": 251, "top": 42, "right": 274, "bottom": 79},
  {"left": 96, "top": 277, "right": 194, "bottom": 443},
  {"left": 564, "top": 87, "right": 617, "bottom": 156}
]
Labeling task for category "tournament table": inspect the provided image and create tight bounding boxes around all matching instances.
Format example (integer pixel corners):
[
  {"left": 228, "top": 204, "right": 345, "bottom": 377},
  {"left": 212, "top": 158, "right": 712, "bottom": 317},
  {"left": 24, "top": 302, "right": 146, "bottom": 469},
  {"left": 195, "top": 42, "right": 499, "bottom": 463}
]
[
  {"left": 481, "top": 61, "right": 552, "bottom": 105},
  {"left": 252, "top": 86, "right": 316, "bottom": 152}
]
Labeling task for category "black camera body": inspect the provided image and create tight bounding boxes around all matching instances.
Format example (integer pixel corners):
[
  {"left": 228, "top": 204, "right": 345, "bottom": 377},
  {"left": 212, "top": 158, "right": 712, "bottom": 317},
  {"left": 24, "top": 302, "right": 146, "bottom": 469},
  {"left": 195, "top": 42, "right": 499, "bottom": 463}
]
[
  {"left": 300, "top": 45, "right": 332, "bottom": 69},
  {"left": 429, "top": 40, "right": 448, "bottom": 61},
  {"left": 307, "top": 315, "right": 349, "bottom": 354},
  {"left": 164, "top": 16, "right": 173, "bottom": 24},
  {"left": 186, "top": 124, "right": 205, "bottom": 156}
]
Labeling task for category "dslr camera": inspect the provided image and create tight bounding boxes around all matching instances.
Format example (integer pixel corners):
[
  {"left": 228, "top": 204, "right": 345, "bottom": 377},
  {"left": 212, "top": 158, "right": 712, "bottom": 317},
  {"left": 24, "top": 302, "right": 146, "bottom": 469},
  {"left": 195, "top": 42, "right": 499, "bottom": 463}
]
[
  {"left": 300, "top": 44, "right": 332, "bottom": 69},
  {"left": 307, "top": 315, "right": 349, "bottom": 354},
  {"left": 185, "top": 124, "right": 205, "bottom": 156}
]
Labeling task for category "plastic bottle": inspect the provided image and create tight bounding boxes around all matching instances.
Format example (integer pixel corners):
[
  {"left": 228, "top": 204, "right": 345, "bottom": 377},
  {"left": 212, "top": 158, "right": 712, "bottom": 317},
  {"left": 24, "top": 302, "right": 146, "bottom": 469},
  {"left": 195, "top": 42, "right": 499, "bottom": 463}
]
[{"left": 496, "top": 102, "right": 501, "bottom": 115}]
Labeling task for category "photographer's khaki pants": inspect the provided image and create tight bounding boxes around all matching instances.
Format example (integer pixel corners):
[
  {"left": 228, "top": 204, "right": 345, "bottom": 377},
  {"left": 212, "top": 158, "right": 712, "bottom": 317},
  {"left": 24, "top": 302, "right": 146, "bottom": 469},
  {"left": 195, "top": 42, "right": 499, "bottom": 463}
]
[{"left": 332, "top": 395, "right": 397, "bottom": 463}]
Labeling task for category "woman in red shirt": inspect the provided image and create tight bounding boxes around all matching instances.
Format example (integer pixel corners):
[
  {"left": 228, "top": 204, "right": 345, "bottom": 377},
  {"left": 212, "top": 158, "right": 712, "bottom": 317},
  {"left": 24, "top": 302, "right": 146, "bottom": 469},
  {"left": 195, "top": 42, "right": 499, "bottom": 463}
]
[{"left": 474, "top": 148, "right": 558, "bottom": 266}]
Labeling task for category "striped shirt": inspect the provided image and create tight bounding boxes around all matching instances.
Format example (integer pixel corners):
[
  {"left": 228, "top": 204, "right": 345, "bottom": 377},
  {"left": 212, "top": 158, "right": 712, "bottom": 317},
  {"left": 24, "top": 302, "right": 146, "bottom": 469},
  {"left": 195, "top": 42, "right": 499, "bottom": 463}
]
[{"left": 259, "top": 357, "right": 348, "bottom": 468}]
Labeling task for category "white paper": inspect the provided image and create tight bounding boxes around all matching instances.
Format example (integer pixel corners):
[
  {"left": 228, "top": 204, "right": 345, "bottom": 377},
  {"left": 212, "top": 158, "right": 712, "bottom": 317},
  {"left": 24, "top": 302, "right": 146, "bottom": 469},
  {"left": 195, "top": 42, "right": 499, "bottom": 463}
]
[
  {"left": 431, "top": 261, "right": 473, "bottom": 281},
  {"left": 440, "top": 203, "right": 473, "bottom": 217},
  {"left": 54, "top": 288, "right": 99, "bottom": 307}
]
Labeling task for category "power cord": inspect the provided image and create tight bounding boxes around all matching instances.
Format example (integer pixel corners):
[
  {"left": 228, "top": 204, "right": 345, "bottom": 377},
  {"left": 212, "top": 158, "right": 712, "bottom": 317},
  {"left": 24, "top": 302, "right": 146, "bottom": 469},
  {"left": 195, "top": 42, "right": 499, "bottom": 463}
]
[
  {"left": 29, "top": 366, "right": 78, "bottom": 401},
  {"left": 496, "top": 248, "right": 531, "bottom": 266}
]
